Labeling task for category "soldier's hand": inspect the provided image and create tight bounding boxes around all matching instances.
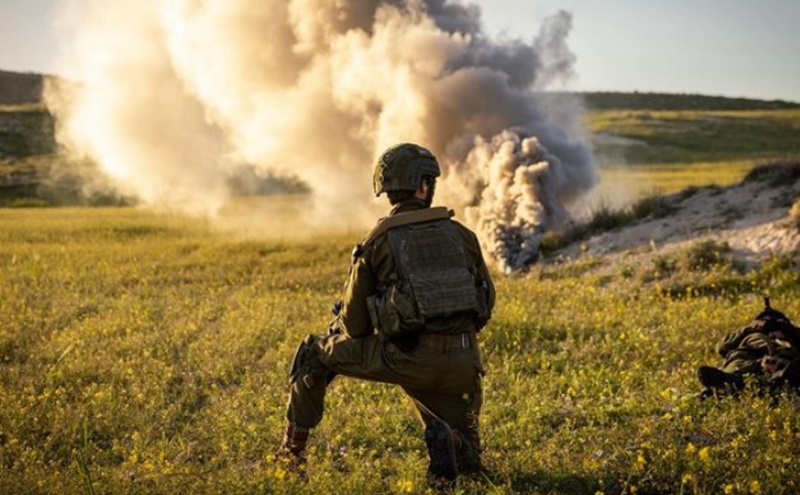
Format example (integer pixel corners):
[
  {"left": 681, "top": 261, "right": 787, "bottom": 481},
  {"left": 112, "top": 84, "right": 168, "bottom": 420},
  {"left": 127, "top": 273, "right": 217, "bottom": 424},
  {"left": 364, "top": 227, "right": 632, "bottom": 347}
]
[{"left": 762, "top": 356, "right": 778, "bottom": 374}]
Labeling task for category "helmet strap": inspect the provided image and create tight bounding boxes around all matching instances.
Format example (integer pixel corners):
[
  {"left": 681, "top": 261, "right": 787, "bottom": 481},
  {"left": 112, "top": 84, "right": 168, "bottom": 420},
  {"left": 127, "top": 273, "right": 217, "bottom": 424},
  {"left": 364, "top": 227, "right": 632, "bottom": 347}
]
[{"left": 418, "top": 176, "right": 436, "bottom": 207}]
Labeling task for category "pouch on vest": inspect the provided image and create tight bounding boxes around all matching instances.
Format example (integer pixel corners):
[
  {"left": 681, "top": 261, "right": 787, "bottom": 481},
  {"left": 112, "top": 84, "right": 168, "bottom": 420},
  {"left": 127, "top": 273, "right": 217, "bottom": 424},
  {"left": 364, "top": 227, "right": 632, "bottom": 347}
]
[{"left": 367, "top": 279, "right": 425, "bottom": 341}]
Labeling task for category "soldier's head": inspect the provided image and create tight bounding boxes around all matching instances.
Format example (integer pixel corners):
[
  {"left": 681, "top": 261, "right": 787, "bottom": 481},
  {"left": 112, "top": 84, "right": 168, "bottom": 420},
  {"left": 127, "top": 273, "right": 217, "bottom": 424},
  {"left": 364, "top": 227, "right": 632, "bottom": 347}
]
[
  {"left": 753, "top": 297, "right": 795, "bottom": 333},
  {"left": 373, "top": 143, "right": 441, "bottom": 207}
]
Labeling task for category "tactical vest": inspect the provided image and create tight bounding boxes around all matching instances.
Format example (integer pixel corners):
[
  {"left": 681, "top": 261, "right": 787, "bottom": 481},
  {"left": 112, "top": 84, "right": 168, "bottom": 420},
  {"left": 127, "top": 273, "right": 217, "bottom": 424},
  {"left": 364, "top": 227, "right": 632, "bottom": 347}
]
[{"left": 363, "top": 207, "right": 485, "bottom": 340}]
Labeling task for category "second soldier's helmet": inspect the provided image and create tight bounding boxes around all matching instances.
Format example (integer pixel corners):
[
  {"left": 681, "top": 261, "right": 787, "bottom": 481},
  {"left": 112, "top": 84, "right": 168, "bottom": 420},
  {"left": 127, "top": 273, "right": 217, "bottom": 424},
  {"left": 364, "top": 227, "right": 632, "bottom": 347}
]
[
  {"left": 373, "top": 143, "right": 441, "bottom": 197},
  {"left": 755, "top": 297, "right": 790, "bottom": 323}
]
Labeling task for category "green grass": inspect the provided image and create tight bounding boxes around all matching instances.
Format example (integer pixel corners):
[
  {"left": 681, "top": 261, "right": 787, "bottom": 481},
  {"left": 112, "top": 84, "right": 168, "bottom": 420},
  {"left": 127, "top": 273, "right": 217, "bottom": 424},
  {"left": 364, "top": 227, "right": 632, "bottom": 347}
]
[{"left": 2, "top": 206, "right": 800, "bottom": 494}]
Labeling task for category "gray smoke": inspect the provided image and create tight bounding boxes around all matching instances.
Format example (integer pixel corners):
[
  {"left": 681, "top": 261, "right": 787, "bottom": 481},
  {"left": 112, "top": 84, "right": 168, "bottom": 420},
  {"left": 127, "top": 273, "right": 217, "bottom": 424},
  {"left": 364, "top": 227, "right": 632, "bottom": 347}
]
[{"left": 46, "top": 0, "right": 595, "bottom": 271}]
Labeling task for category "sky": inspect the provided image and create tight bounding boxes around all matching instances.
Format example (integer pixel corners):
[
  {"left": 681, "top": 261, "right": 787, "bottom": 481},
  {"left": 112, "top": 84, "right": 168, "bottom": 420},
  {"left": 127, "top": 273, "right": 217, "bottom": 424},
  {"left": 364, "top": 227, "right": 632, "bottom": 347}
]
[{"left": 1, "top": 0, "right": 799, "bottom": 102}]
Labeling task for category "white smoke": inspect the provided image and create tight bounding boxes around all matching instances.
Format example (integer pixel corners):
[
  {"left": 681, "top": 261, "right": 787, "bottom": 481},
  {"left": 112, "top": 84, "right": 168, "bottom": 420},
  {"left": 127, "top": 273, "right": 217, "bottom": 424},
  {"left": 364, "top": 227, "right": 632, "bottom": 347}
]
[
  {"left": 46, "top": 0, "right": 595, "bottom": 271},
  {"left": 448, "top": 131, "right": 568, "bottom": 273}
]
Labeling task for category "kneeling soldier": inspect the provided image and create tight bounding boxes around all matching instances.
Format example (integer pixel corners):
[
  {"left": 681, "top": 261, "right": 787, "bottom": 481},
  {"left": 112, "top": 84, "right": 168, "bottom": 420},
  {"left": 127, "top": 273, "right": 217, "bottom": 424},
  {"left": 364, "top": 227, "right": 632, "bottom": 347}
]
[{"left": 278, "top": 143, "right": 495, "bottom": 487}]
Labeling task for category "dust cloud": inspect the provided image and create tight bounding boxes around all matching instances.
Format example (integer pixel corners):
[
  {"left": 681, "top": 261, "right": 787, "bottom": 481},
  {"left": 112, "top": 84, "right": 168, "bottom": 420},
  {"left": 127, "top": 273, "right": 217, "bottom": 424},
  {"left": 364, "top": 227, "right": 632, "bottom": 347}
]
[{"left": 46, "top": 0, "right": 595, "bottom": 271}]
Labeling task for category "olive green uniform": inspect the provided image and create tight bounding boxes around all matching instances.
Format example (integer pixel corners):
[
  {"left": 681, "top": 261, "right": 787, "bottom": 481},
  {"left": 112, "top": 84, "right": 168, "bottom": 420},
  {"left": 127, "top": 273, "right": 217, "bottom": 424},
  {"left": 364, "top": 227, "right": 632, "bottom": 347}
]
[
  {"left": 285, "top": 198, "right": 495, "bottom": 471},
  {"left": 717, "top": 325, "right": 800, "bottom": 381}
]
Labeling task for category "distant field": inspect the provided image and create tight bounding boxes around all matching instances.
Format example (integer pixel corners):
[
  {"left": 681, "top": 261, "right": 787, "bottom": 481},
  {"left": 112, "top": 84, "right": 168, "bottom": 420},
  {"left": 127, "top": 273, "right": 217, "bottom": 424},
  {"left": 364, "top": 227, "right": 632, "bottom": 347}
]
[
  {"left": 2, "top": 207, "right": 800, "bottom": 494},
  {"left": 582, "top": 160, "right": 759, "bottom": 211},
  {"left": 582, "top": 108, "right": 800, "bottom": 203},
  {"left": 586, "top": 109, "right": 800, "bottom": 166}
]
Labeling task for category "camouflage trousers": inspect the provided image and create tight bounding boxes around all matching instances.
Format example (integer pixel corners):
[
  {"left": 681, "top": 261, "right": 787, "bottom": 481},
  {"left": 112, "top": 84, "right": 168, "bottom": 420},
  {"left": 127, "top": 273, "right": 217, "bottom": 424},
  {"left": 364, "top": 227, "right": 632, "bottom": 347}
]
[{"left": 286, "top": 331, "right": 484, "bottom": 472}]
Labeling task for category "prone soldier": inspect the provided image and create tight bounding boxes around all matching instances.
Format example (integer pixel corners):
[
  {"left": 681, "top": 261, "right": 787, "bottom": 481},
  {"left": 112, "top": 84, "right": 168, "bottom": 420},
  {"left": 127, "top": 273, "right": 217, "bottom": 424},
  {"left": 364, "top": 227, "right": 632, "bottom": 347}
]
[{"left": 697, "top": 298, "right": 800, "bottom": 397}]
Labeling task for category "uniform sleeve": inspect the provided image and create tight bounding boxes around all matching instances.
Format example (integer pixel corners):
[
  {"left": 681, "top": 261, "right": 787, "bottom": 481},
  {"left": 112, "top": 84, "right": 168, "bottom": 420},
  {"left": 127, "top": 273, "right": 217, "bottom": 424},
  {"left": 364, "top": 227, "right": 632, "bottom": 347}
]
[
  {"left": 717, "top": 326, "right": 755, "bottom": 357},
  {"left": 476, "top": 241, "right": 496, "bottom": 314},
  {"left": 464, "top": 228, "right": 495, "bottom": 329},
  {"left": 336, "top": 251, "right": 377, "bottom": 338}
]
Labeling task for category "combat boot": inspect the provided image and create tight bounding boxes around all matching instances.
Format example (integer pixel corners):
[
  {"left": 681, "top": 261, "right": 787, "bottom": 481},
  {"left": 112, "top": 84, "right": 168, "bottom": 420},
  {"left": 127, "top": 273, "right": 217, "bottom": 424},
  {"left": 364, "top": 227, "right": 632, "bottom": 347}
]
[
  {"left": 276, "top": 424, "right": 309, "bottom": 478},
  {"left": 452, "top": 430, "right": 483, "bottom": 476},
  {"left": 424, "top": 419, "right": 458, "bottom": 490},
  {"left": 697, "top": 366, "right": 745, "bottom": 392}
]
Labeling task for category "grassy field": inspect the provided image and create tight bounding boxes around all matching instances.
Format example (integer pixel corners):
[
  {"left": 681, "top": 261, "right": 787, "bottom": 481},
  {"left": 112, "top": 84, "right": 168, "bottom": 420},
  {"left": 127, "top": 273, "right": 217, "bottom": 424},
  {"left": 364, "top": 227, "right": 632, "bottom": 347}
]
[{"left": 2, "top": 206, "right": 799, "bottom": 494}]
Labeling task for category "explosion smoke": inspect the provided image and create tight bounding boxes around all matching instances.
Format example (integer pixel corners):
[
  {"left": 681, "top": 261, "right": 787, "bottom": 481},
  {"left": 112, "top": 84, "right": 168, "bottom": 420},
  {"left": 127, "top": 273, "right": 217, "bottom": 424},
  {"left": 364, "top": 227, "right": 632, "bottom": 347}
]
[{"left": 46, "top": 0, "right": 595, "bottom": 271}]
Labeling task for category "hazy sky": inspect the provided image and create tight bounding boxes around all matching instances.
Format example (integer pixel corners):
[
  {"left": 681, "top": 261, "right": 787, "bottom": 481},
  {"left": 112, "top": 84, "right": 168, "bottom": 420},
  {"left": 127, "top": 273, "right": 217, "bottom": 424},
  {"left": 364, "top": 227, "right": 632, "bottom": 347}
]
[{"left": 1, "top": 0, "right": 798, "bottom": 101}]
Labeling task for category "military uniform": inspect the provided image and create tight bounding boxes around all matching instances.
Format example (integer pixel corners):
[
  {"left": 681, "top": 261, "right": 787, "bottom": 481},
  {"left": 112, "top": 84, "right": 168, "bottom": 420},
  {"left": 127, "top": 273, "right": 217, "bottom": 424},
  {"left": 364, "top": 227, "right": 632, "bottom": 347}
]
[
  {"left": 285, "top": 197, "right": 495, "bottom": 473},
  {"left": 716, "top": 324, "right": 800, "bottom": 381}
]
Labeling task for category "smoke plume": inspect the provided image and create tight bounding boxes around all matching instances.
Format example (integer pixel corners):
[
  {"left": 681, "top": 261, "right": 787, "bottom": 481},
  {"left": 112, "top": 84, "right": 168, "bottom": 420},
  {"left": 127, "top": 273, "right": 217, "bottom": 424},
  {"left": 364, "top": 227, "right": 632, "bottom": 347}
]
[{"left": 46, "top": 0, "right": 595, "bottom": 271}]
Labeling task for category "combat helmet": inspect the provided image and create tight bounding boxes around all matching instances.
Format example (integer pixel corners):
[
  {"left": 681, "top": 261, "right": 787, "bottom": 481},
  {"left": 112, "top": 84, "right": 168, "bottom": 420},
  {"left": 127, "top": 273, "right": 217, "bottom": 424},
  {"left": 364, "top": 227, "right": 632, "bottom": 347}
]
[{"left": 373, "top": 143, "right": 441, "bottom": 197}]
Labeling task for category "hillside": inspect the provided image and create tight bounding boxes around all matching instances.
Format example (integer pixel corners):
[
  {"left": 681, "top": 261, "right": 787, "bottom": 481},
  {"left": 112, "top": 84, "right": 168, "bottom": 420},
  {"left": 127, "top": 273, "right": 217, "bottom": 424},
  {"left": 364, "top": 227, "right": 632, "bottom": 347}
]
[
  {"left": 581, "top": 91, "right": 800, "bottom": 111},
  {"left": 0, "top": 70, "right": 45, "bottom": 105},
  {"left": 547, "top": 161, "right": 800, "bottom": 284},
  {"left": 0, "top": 104, "right": 55, "bottom": 158}
]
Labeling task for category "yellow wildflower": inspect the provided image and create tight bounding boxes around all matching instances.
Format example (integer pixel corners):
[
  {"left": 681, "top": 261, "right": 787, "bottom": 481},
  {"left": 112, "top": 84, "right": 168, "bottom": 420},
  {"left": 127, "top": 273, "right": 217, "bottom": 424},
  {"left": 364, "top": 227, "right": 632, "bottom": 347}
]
[
  {"left": 724, "top": 484, "right": 735, "bottom": 495},
  {"left": 397, "top": 480, "right": 414, "bottom": 493},
  {"left": 682, "top": 473, "right": 694, "bottom": 485},
  {"left": 749, "top": 480, "right": 761, "bottom": 495},
  {"left": 698, "top": 446, "right": 710, "bottom": 463},
  {"left": 685, "top": 442, "right": 697, "bottom": 454}
]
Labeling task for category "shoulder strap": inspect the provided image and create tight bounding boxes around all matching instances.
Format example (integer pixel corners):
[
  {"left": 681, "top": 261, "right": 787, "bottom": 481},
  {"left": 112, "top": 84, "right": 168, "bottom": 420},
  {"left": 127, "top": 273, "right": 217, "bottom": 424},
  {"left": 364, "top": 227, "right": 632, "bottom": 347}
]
[{"left": 362, "top": 207, "right": 454, "bottom": 246}]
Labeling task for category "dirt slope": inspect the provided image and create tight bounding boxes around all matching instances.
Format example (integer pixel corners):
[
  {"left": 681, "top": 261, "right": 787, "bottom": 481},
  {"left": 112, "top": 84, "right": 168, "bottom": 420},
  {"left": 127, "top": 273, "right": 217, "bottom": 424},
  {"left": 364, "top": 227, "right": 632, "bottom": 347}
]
[{"left": 558, "top": 165, "right": 800, "bottom": 265}]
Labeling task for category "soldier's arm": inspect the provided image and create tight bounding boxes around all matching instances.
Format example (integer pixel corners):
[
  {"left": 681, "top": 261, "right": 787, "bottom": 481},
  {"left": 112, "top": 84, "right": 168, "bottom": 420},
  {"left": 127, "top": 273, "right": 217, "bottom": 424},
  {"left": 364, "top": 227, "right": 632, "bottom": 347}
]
[
  {"left": 477, "top": 245, "right": 496, "bottom": 314},
  {"left": 716, "top": 326, "right": 754, "bottom": 356},
  {"left": 464, "top": 228, "right": 495, "bottom": 329},
  {"left": 336, "top": 249, "right": 377, "bottom": 339}
]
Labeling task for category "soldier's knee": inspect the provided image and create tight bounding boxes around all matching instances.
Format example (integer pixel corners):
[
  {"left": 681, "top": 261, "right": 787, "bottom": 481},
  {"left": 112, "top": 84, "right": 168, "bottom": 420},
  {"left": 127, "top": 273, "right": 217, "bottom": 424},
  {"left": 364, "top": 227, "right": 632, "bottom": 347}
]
[{"left": 289, "top": 335, "right": 327, "bottom": 388}]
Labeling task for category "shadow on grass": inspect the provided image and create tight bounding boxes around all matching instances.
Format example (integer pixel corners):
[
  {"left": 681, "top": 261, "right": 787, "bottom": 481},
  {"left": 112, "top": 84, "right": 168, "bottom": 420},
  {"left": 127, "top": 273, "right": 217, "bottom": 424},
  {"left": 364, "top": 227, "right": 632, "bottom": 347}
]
[{"left": 507, "top": 469, "right": 603, "bottom": 495}]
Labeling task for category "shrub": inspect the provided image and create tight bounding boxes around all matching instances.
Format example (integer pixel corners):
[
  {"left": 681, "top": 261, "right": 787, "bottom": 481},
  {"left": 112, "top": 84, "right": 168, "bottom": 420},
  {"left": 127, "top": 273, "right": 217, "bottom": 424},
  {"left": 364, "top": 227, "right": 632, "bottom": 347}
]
[
  {"left": 6, "top": 197, "right": 50, "bottom": 208},
  {"left": 652, "top": 254, "right": 679, "bottom": 278},
  {"left": 541, "top": 193, "right": 678, "bottom": 256},
  {"left": 631, "top": 195, "right": 676, "bottom": 219},
  {"left": 683, "top": 240, "right": 731, "bottom": 270},
  {"left": 742, "top": 161, "right": 800, "bottom": 185}
]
